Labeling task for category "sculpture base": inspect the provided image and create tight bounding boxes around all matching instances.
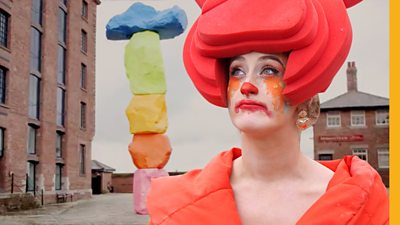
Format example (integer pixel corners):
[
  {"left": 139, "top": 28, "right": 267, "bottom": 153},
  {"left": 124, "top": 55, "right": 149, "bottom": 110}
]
[{"left": 133, "top": 168, "right": 169, "bottom": 215}]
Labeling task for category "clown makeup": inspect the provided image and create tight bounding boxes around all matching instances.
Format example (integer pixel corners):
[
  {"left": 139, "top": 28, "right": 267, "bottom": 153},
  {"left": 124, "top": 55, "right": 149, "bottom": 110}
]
[{"left": 227, "top": 52, "right": 288, "bottom": 117}]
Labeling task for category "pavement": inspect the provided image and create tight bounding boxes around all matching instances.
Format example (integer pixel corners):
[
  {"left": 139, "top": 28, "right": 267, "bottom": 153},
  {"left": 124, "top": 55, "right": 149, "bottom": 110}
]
[{"left": 0, "top": 193, "right": 149, "bottom": 225}]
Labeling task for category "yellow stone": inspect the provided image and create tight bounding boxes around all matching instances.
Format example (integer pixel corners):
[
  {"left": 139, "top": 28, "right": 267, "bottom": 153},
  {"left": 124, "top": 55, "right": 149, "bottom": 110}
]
[{"left": 125, "top": 95, "right": 168, "bottom": 134}]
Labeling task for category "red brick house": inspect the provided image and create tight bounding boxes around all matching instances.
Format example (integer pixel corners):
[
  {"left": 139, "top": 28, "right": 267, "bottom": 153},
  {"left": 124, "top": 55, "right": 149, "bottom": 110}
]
[{"left": 313, "top": 61, "right": 389, "bottom": 186}]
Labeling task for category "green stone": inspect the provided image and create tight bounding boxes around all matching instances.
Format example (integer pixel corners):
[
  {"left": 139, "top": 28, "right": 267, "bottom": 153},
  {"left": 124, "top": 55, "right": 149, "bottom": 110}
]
[{"left": 124, "top": 31, "right": 166, "bottom": 94}]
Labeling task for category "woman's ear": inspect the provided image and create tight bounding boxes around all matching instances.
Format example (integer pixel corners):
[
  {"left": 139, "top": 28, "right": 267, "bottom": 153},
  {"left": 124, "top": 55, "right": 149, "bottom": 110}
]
[
  {"left": 296, "top": 95, "right": 320, "bottom": 129},
  {"left": 308, "top": 95, "right": 320, "bottom": 125}
]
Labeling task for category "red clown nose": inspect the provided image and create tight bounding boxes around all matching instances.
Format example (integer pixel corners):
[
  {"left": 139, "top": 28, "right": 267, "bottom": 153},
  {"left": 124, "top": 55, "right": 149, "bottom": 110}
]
[{"left": 240, "top": 82, "right": 259, "bottom": 96}]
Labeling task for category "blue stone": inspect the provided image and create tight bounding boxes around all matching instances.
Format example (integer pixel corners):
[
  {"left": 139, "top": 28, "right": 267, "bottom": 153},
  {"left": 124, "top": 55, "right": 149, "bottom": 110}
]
[{"left": 106, "top": 2, "right": 188, "bottom": 40}]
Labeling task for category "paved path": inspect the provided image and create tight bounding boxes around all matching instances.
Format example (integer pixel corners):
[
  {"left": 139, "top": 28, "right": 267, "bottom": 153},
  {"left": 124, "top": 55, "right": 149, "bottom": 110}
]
[{"left": 0, "top": 193, "right": 149, "bottom": 225}]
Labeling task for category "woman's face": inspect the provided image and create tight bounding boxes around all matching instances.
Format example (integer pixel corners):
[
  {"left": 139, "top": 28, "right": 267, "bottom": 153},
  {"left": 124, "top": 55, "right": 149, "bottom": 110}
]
[{"left": 227, "top": 52, "right": 296, "bottom": 135}]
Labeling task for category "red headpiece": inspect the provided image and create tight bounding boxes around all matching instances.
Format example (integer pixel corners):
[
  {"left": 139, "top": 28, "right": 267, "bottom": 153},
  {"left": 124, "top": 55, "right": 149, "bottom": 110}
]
[{"left": 184, "top": 0, "right": 362, "bottom": 107}]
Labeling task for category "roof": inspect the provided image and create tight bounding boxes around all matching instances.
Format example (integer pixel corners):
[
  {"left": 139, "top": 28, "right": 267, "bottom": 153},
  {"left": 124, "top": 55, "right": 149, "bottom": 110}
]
[
  {"left": 320, "top": 91, "right": 389, "bottom": 110},
  {"left": 92, "top": 160, "right": 115, "bottom": 173}
]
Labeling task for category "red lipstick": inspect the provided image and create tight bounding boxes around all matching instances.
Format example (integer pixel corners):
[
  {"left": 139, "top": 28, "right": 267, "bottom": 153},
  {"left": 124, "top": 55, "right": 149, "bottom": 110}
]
[{"left": 235, "top": 100, "right": 272, "bottom": 116}]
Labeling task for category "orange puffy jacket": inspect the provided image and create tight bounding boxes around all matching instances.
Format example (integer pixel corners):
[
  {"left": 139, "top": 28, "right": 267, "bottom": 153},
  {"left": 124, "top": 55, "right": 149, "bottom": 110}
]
[{"left": 148, "top": 148, "right": 388, "bottom": 225}]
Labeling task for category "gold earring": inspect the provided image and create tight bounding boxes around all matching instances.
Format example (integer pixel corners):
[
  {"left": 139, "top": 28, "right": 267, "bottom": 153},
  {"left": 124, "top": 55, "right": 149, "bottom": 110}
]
[{"left": 296, "top": 110, "right": 310, "bottom": 130}]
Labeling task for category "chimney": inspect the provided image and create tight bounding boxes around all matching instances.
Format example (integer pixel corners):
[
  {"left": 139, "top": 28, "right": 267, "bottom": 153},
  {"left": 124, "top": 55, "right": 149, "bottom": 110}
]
[{"left": 346, "top": 61, "right": 358, "bottom": 92}]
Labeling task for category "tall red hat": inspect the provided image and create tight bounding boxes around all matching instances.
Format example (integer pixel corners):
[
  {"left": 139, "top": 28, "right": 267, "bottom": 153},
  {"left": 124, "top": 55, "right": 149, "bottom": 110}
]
[{"left": 183, "top": 0, "right": 362, "bottom": 107}]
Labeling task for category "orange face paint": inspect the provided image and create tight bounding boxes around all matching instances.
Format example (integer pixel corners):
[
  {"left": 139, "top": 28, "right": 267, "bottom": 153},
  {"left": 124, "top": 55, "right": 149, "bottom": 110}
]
[
  {"left": 264, "top": 77, "right": 285, "bottom": 112},
  {"left": 227, "top": 77, "right": 240, "bottom": 99}
]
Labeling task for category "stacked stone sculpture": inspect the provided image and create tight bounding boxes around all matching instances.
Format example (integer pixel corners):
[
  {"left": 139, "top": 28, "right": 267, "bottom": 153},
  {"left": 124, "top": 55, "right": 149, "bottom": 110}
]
[{"left": 106, "top": 2, "right": 187, "bottom": 215}]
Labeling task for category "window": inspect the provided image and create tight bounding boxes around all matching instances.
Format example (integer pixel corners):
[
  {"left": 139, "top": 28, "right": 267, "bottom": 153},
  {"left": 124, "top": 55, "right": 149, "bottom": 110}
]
[
  {"left": 0, "top": 127, "right": 4, "bottom": 158},
  {"left": 79, "top": 144, "right": 85, "bottom": 175},
  {"left": 58, "top": 8, "right": 67, "bottom": 44},
  {"left": 351, "top": 110, "right": 365, "bottom": 127},
  {"left": 318, "top": 153, "right": 333, "bottom": 161},
  {"left": 81, "top": 29, "right": 87, "bottom": 53},
  {"left": 80, "top": 102, "right": 86, "bottom": 129},
  {"left": 82, "top": 1, "right": 88, "bottom": 18},
  {"left": 376, "top": 109, "right": 389, "bottom": 125},
  {"left": 0, "top": 10, "right": 9, "bottom": 48},
  {"left": 32, "top": 0, "right": 43, "bottom": 25},
  {"left": 81, "top": 63, "right": 87, "bottom": 89},
  {"left": 26, "top": 161, "right": 36, "bottom": 192},
  {"left": 27, "top": 125, "right": 37, "bottom": 154},
  {"left": 56, "top": 132, "right": 63, "bottom": 158},
  {"left": 377, "top": 148, "right": 389, "bottom": 168},
  {"left": 30, "top": 27, "right": 42, "bottom": 72},
  {"left": 57, "top": 45, "right": 66, "bottom": 84},
  {"left": 55, "top": 164, "right": 62, "bottom": 190},
  {"left": 29, "top": 75, "right": 40, "bottom": 119},
  {"left": 0, "top": 67, "right": 6, "bottom": 104},
  {"left": 326, "top": 111, "right": 340, "bottom": 127},
  {"left": 56, "top": 88, "right": 65, "bottom": 126},
  {"left": 352, "top": 148, "right": 368, "bottom": 161}
]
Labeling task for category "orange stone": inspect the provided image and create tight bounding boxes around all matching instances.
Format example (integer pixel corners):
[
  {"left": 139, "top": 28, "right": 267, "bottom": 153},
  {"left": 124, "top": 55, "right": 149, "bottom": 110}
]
[{"left": 128, "top": 134, "right": 172, "bottom": 169}]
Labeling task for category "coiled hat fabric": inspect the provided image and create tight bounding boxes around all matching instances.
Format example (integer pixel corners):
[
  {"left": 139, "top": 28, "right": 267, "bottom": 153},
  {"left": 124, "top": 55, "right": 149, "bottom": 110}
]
[{"left": 183, "top": 0, "right": 362, "bottom": 107}]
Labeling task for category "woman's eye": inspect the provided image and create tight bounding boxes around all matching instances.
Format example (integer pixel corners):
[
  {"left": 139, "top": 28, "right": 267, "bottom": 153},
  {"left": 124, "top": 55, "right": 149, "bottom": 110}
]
[
  {"left": 261, "top": 67, "right": 279, "bottom": 75},
  {"left": 230, "top": 68, "right": 245, "bottom": 77}
]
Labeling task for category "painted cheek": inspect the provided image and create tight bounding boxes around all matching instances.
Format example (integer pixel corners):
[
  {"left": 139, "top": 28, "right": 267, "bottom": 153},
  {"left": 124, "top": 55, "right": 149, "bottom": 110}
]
[
  {"left": 228, "top": 77, "right": 240, "bottom": 99},
  {"left": 264, "top": 77, "right": 285, "bottom": 112}
]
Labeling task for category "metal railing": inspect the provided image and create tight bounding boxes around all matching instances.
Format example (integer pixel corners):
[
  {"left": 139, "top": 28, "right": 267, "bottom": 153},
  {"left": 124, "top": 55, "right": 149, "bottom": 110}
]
[
  {"left": 5, "top": 172, "right": 43, "bottom": 206},
  {"left": 5, "top": 172, "right": 26, "bottom": 194}
]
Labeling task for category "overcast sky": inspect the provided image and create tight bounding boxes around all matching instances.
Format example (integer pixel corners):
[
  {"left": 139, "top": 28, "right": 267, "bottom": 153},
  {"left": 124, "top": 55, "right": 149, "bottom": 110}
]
[{"left": 93, "top": 0, "right": 389, "bottom": 173}]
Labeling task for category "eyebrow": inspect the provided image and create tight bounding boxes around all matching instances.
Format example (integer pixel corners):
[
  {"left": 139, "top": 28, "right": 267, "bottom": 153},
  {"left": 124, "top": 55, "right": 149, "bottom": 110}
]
[
  {"left": 230, "top": 55, "right": 286, "bottom": 68},
  {"left": 258, "top": 55, "right": 286, "bottom": 68},
  {"left": 230, "top": 56, "right": 245, "bottom": 63}
]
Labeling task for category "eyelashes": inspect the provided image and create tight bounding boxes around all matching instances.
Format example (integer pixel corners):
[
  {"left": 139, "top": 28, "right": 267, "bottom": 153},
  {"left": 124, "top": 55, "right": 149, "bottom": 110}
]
[
  {"left": 261, "top": 66, "right": 280, "bottom": 76},
  {"left": 229, "top": 66, "right": 282, "bottom": 77},
  {"left": 229, "top": 67, "right": 245, "bottom": 77},
  {"left": 228, "top": 55, "right": 286, "bottom": 78}
]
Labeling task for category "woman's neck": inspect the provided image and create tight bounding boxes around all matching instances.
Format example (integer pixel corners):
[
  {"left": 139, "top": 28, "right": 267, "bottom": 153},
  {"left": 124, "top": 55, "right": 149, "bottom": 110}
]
[{"left": 234, "top": 125, "right": 307, "bottom": 182}]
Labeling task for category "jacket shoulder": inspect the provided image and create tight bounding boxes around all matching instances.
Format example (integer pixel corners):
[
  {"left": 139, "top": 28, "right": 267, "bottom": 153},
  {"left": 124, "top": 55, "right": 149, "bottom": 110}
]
[
  {"left": 147, "top": 169, "right": 214, "bottom": 225},
  {"left": 332, "top": 156, "right": 389, "bottom": 224},
  {"left": 147, "top": 149, "right": 239, "bottom": 225},
  {"left": 349, "top": 156, "right": 389, "bottom": 224},
  {"left": 309, "top": 156, "right": 389, "bottom": 225}
]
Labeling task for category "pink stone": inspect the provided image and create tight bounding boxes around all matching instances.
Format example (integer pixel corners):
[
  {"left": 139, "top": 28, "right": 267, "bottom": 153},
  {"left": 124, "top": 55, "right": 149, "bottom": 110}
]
[{"left": 133, "top": 168, "right": 169, "bottom": 215}]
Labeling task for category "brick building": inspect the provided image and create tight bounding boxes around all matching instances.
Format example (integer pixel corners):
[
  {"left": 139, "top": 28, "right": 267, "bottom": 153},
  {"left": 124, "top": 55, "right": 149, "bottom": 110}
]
[
  {"left": 313, "top": 61, "right": 389, "bottom": 186},
  {"left": 0, "top": 0, "right": 100, "bottom": 204}
]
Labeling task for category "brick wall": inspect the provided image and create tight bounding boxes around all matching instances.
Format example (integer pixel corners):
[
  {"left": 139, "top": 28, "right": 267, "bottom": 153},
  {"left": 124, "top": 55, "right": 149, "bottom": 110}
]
[
  {"left": 313, "top": 108, "right": 389, "bottom": 186},
  {"left": 112, "top": 173, "right": 133, "bottom": 193},
  {"left": 0, "top": 0, "right": 32, "bottom": 193},
  {"left": 0, "top": 0, "right": 100, "bottom": 203}
]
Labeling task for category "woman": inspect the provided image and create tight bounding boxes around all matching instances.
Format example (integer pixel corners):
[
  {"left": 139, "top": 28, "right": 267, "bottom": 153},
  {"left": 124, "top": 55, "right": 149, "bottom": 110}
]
[{"left": 147, "top": 0, "right": 389, "bottom": 224}]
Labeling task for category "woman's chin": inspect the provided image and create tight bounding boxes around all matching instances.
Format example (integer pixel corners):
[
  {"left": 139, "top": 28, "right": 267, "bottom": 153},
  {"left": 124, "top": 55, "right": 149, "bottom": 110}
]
[
  {"left": 229, "top": 109, "right": 295, "bottom": 135},
  {"left": 233, "top": 119, "right": 278, "bottom": 135}
]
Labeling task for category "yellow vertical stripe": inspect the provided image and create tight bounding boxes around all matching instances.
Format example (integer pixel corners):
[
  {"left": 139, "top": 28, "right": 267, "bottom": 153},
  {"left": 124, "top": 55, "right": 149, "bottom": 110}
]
[{"left": 390, "top": 0, "right": 399, "bottom": 224}]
